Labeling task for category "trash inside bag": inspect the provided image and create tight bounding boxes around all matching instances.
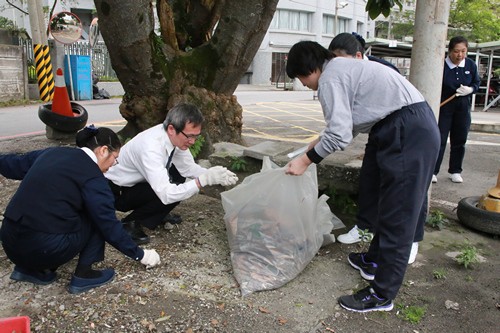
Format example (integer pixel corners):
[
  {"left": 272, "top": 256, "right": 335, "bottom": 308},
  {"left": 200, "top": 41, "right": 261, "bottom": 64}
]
[{"left": 221, "top": 157, "right": 344, "bottom": 296}]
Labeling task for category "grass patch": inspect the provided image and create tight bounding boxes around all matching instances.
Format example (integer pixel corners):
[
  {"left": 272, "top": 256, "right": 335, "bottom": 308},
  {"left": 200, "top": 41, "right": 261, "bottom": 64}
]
[
  {"left": 396, "top": 304, "right": 426, "bottom": 324},
  {"left": 0, "top": 99, "right": 42, "bottom": 108},
  {"left": 432, "top": 268, "right": 447, "bottom": 279}
]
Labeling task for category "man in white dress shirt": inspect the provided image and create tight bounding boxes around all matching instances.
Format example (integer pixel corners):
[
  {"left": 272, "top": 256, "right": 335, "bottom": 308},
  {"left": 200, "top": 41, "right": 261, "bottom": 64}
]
[{"left": 106, "top": 103, "right": 238, "bottom": 244}]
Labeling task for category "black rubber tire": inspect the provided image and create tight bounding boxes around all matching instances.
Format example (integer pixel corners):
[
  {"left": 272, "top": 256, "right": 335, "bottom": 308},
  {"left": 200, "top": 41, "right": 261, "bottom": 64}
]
[
  {"left": 38, "top": 102, "right": 88, "bottom": 133},
  {"left": 456, "top": 196, "right": 500, "bottom": 236}
]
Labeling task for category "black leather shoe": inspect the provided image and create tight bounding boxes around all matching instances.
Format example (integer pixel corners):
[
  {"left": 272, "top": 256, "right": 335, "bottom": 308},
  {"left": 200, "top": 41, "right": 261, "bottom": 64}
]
[
  {"left": 164, "top": 213, "right": 182, "bottom": 225},
  {"left": 122, "top": 221, "right": 150, "bottom": 245},
  {"left": 10, "top": 266, "right": 57, "bottom": 285}
]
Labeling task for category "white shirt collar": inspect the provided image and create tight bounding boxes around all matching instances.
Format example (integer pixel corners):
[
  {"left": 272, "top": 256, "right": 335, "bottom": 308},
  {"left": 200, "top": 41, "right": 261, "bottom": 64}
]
[
  {"left": 80, "top": 147, "right": 98, "bottom": 164},
  {"left": 446, "top": 56, "right": 465, "bottom": 69}
]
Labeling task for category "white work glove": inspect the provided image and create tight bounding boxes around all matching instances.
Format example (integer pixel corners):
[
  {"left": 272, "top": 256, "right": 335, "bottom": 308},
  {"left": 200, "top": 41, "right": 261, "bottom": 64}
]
[
  {"left": 456, "top": 84, "right": 473, "bottom": 96},
  {"left": 140, "top": 249, "right": 161, "bottom": 269},
  {"left": 220, "top": 170, "right": 238, "bottom": 186},
  {"left": 198, "top": 166, "right": 238, "bottom": 187}
]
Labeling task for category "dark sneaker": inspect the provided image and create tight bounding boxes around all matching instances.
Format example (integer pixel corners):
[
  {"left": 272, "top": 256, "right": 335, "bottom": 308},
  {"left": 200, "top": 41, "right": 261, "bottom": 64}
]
[
  {"left": 348, "top": 252, "right": 377, "bottom": 280},
  {"left": 338, "top": 286, "right": 394, "bottom": 312},
  {"left": 68, "top": 268, "right": 115, "bottom": 294},
  {"left": 10, "top": 266, "right": 57, "bottom": 285}
]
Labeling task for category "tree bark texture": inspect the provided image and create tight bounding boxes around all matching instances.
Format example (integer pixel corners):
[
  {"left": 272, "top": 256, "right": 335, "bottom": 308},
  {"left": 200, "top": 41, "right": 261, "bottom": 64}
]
[
  {"left": 409, "top": 0, "right": 451, "bottom": 118},
  {"left": 93, "top": 0, "right": 279, "bottom": 153}
]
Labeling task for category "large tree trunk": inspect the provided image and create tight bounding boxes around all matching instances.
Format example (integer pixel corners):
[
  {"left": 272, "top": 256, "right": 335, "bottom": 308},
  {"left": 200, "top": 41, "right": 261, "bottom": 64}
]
[
  {"left": 409, "top": 0, "right": 451, "bottom": 117},
  {"left": 93, "top": 0, "right": 278, "bottom": 156}
]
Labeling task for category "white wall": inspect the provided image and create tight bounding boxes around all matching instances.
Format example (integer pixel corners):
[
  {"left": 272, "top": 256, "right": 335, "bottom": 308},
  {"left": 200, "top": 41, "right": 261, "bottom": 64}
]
[{"left": 251, "top": 0, "right": 374, "bottom": 85}]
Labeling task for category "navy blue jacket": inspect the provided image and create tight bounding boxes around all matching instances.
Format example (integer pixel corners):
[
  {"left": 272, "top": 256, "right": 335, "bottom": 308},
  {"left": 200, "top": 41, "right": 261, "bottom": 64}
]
[
  {"left": 441, "top": 57, "right": 480, "bottom": 112},
  {"left": 367, "top": 55, "right": 400, "bottom": 73},
  {"left": 0, "top": 147, "right": 144, "bottom": 260}
]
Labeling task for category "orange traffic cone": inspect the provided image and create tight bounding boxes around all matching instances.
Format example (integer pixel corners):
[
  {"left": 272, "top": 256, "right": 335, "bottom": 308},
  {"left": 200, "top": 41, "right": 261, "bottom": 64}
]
[{"left": 51, "top": 68, "right": 74, "bottom": 117}]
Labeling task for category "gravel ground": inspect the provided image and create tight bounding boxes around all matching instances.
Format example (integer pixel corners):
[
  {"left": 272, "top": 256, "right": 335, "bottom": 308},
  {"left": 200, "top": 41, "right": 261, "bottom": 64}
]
[{"left": 1, "top": 135, "right": 499, "bottom": 333}]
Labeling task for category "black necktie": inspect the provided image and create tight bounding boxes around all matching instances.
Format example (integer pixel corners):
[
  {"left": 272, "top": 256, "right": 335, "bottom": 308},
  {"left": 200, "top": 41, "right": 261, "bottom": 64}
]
[{"left": 166, "top": 148, "right": 176, "bottom": 182}]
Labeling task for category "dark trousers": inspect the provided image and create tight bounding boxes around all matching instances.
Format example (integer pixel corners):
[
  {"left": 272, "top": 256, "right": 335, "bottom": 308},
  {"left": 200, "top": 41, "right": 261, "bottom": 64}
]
[
  {"left": 359, "top": 102, "right": 440, "bottom": 300},
  {"left": 109, "top": 165, "right": 185, "bottom": 230},
  {"left": 356, "top": 156, "right": 428, "bottom": 242},
  {"left": 434, "top": 103, "right": 471, "bottom": 175},
  {"left": 1, "top": 216, "right": 105, "bottom": 271}
]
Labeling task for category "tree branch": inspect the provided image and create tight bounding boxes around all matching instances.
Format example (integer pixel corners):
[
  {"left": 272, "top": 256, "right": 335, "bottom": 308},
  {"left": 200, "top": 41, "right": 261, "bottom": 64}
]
[{"left": 6, "top": 0, "right": 28, "bottom": 15}]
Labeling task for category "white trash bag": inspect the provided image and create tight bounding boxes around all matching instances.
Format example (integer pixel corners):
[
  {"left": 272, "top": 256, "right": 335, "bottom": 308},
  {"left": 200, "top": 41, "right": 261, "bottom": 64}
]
[{"left": 221, "top": 157, "right": 344, "bottom": 296}]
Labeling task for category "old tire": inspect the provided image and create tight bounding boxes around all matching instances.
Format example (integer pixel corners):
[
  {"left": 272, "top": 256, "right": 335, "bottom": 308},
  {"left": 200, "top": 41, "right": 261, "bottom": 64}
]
[
  {"left": 456, "top": 196, "right": 500, "bottom": 236},
  {"left": 38, "top": 102, "right": 88, "bottom": 133}
]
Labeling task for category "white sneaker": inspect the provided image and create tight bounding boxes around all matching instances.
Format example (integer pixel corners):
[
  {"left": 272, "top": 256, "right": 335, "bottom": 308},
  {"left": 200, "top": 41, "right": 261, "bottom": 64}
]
[
  {"left": 408, "top": 242, "right": 419, "bottom": 264},
  {"left": 449, "top": 173, "right": 463, "bottom": 183},
  {"left": 337, "top": 225, "right": 372, "bottom": 244},
  {"left": 431, "top": 175, "right": 437, "bottom": 183}
]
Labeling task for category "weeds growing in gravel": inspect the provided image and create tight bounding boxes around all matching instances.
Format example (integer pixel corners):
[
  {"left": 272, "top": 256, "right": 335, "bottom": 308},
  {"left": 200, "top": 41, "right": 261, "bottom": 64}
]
[
  {"left": 456, "top": 243, "right": 480, "bottom": 269},
  {"left": 432, "top": 268, "right": 447, "bottom": 279},
  {"left": 426, "top": 209, "right": 447, "bottom": 230},
  {"left": 397, "top": 304, "right": 426, "bottom": 324}
]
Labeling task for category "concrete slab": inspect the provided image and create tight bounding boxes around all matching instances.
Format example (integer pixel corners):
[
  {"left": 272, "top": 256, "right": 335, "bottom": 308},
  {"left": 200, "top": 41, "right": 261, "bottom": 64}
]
[{"left": 243, "top": 141, "right": 295, "bottom": 160}]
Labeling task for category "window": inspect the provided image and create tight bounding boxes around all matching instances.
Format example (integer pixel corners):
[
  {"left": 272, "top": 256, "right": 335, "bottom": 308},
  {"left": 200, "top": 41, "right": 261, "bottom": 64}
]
[
  {"left": 323, "top": 14, "right": 350, "bottom": 35},
  {"left": 270, "top": 9, "right": 310, "bottom": 32}
]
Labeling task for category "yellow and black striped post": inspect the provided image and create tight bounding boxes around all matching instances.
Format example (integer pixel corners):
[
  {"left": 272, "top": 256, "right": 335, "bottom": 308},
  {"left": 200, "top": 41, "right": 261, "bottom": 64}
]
[
  {"left": 34, "top": 43, "right": 54, "bottom": 102},
  {"left": 42, "top": 44, "right": 55, "bottom": 100}
]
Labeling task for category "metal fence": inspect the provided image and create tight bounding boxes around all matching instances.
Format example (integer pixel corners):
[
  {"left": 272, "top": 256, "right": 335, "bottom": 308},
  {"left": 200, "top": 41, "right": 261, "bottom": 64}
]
[{"left": 18, "top": 39, "right": 117, "bottom": 83}]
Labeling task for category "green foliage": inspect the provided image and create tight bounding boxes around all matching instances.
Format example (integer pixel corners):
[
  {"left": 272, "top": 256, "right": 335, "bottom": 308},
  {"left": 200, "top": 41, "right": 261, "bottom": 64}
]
[
  {"left": 432, "top": 268, "right": 447, "bottom": 279},
  {"left": 229, "top": 157, "right": 247, "bottom": 172},
  {"left": 426, "top": 209, "right": 447, "bottom": 230},
  {"left": 396, "top": 304, "right": 426, "bottom": 324},
  {"left": 358, "top": 228, "right": 373, "bottom": 243},
  {"left": 373, "top": 0, "right": 498, "bottom": 42},
  {"left": 456, "top": 244, "right": 480, "bottom": 269},
  {"left": 0, "top": 17, "right": 27, "bottom": 33},
  {"left": 189, "top": 135, "right": 205, "bottom": 158},
  {"left": 98, "top": 76, "right": 119, "bottom": 82},
  {"left": 365, "top": 0, "right": 403, "bottom": 20},
  {"left": 448, "top": 0, "right": 500, "bottom": 42},
  {"left": 324, "top": 187, "right": 358, "bottom": 215}
]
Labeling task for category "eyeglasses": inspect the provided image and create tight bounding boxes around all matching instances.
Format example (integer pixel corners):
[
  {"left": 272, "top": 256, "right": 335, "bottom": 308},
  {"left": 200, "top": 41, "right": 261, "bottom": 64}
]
[{"left": 180, "top": 130, "right": 201, "bottom": 140}]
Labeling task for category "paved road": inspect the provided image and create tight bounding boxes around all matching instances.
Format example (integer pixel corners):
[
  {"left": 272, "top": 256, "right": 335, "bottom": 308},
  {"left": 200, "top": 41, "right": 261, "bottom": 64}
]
[{"left": 1, "top": 89, "right": 499, "bottom": 211}]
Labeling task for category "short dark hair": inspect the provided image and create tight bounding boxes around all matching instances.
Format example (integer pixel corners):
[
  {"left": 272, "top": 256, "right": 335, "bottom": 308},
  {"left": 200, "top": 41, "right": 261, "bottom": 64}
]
[
  {"left": 328, "top": 32, "right": 363, "bottom": 56},
  {"left": 286, "top": 41, "right": 333, "bottom": 79},
  {"left": 448, "top": 36, "right": 468, "bottom": 51},
  {"left": 163, "top": 103, "right": 204, "bottom": 133},
  {"left": 76, "top": 125, "right": 121, "bottom": 152}
]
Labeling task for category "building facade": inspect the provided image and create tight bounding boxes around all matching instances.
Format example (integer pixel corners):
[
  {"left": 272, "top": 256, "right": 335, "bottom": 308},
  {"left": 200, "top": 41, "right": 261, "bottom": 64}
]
[
  {"left": 253, "top": 0, "right": 375, "bottom": 85},
  {"left": 0, "top": 0, "right": 374, "bottom": 86}
]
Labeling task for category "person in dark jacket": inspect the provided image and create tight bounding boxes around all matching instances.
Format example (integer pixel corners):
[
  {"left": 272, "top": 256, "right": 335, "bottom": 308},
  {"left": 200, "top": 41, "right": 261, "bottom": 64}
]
[
  {"left": 0, "top": 126, "right": 161, "bottom": 294},
  {"left": 432, "top": 36, "right": 481, "bottom": 184},
  {"left": 328, "top": 32, "right": 400, "bottom": 73}
]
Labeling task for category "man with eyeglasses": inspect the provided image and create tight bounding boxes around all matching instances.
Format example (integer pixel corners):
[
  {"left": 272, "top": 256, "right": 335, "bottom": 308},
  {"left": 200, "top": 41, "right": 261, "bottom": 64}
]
[{"left": 106, "top": 103, "right": 238, "bottom": 244}]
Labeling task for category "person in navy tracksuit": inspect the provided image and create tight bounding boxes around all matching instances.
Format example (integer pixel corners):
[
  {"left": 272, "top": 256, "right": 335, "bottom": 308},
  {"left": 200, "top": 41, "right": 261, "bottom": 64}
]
[
  {"left": 433, "top": 36, "right": 480, "bottom": 184},
  {"left": 0, "top": 126, "right": 161, "bottom": 294}
]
